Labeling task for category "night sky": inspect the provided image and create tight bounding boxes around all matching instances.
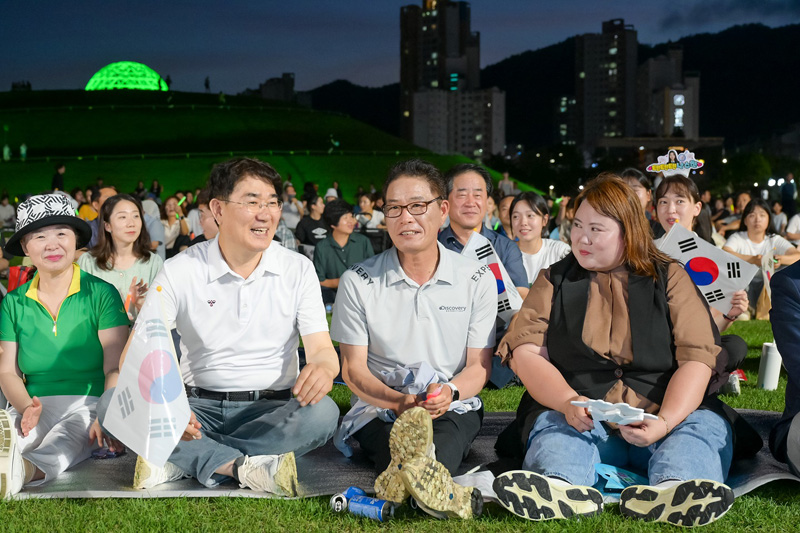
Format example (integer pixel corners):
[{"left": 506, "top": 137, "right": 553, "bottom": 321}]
[{"left": 3, "top": 0, "right": 798, "bottom": 94}]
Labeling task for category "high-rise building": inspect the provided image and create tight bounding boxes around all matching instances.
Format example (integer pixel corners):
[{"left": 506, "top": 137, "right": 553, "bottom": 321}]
[
  {"left": 574, "top": 19, "right": 638, "bottom": 147},
  {"left": 637, "top": 47, "right": 700, "bottom": 139},
  {"left": 400, "top": 0, "right": 504, "bottom": 159}
]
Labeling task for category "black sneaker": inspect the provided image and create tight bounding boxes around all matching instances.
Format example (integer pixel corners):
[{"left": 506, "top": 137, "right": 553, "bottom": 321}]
[
  {"left": 493, "top": 470, "right": 603, "bottom": 521},
  {"left": 619, "top": 479, "right": 734, "bottom": 527}
]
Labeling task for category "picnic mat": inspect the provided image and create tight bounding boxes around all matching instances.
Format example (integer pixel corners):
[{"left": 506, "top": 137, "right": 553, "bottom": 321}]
[{"left": 17, "top": 410, "right": 799, "bottom": 500}]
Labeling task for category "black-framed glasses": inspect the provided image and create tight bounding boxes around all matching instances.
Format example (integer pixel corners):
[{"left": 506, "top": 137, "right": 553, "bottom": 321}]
[
  {"left": 221, "top": 199, "right": 283, "bottom": 213},
  {"left": 382, "top": 197, "right": 442, "bottom": 218}
]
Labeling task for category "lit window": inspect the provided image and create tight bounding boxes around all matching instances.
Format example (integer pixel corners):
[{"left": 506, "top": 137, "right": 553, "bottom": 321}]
[
  {"left": 431, "top": 52, "right": 438, "bottom": 59},
  {"left": 673, "top": 94, "right": 685, "bottom": 106},
  {"left": 674, "top": 108, "right": 684, "bottom": 127},
  {"left": 609, "top": 47, "right": 618, "bottom": 55},
  {"left": 431, "top": 81, "right": 438, "bottom": 87},
  {"left": 403, "top": 110, "right": 410, "bottom": 117},
  {"left": 422, "top": 26, "right": 427, "bottom": 31},
  {"left": 579, "top": 72, "right": 585, "bottom": 79},
  {"left": 475, "top": 134, "right": 482, "bottom": 141},
  {"left": 609, "top": 111, "right": 617, "bottom": 117},
  {"left": 487, "top": 103, "right": 491, "bottom": 107},
  {"left": 609, "top": 62, "right": 617, "bottom": 68}
]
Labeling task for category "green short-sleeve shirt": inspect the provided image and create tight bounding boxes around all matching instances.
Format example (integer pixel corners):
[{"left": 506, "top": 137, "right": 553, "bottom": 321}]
[{"left": 0, "top": 264, "right": 129, "bottom": 397}]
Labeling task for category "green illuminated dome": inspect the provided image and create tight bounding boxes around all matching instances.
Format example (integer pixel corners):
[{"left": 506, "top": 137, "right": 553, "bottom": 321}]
[{"left": 85, "top": 61, "right": 168, "bottom": 91}]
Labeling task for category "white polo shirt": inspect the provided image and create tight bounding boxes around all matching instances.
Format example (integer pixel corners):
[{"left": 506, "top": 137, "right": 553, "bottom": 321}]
[
  {"left": 139, "top": 237, "right": 328, "bottom": 391},
  {"left": 330, "top": 242, "right": 497, "bottom": 379}
]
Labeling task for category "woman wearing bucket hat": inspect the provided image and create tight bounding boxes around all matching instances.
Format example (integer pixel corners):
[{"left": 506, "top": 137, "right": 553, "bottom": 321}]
[{"left": 0, "top": 193, "right": 130, "bottom": 498}]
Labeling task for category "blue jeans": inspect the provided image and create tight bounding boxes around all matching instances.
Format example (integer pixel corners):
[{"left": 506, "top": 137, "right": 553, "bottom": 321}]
[
  {"left": 97, "top": 388, "right": 339, "bottom": 487},
  {"left": 523, "top": 409, "right": 733, "bottom": 486}
]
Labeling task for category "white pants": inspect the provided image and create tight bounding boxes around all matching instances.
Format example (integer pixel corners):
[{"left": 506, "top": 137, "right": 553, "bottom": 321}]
[{"left": 8, "top": 395, "right": 99, "bottom": 485}]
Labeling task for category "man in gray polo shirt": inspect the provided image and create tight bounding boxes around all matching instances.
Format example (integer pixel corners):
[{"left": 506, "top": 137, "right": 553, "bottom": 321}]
[{"left": 331, "top": 159, "right": 496, "bottom": 519}]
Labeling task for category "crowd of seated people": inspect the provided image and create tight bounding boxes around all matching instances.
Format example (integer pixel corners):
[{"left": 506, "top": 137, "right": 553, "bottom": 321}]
[{"left": 0, "top": 160, "right": 799, "bottom": 529}]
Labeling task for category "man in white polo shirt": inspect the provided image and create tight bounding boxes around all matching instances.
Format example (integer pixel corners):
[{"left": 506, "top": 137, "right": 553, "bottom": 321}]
[
  {"left": 98, "top": 158, "right": 340, "bottom": 495},
  {"left": 331, "top": 159, "right": 496, "bottom": 518}
]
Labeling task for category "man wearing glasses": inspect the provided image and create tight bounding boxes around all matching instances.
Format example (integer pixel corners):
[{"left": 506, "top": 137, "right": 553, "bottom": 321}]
[
  {"left": 331, "top": 159, "right": 496, "bottom": 519},
  {"left": 101, "top": 157, "right": 340, "bottom": 494}
]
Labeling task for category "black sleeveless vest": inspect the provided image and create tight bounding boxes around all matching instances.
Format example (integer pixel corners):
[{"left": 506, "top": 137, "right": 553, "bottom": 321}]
[{"left": 495, "top": 254, "right": 761, "bottom": 461}]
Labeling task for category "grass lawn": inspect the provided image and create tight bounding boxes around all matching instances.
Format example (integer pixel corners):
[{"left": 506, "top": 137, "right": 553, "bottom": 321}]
[{"left": 1, "top": 320, "right": 796, "bottom": 532}]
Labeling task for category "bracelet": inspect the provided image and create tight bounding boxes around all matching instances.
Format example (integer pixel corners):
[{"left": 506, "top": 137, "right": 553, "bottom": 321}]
[
  {"left": 659, "top": 414, "right": 671, "bottom": 434},
  {"left": 722, "top": 314, "right": 736, "bottom": 322}
]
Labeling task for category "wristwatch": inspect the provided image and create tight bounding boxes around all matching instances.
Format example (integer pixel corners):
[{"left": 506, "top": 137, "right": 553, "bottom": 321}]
[{"left": 445, "top": 382, "right": 460, "bottom": 401}]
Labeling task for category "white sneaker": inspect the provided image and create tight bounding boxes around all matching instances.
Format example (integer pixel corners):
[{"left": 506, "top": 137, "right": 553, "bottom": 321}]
[
  {"left": 237, "top": 452, "right": 297, "bottom": 497},
  {"left": 133, "top": 456, "right": 189, "bottom": 489},
  {"left": 0, "top": 410, "right": 25, "bottom": 499}
]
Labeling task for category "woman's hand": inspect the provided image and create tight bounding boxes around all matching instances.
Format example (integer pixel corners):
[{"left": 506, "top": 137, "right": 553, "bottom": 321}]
[
  {"left": 727, "top": 290, "right": 749, "bottom": 318},
  {"left": 561, "top": 395, "right": 594, "bottom": 433},
  {"left": 89, "top": 418, "right": 125, "bottom": 452},
  {"left": 618, "top": 417, "right": 668, "bottom": 447},
  {"left": 21, "top": 396, "right": 43, "bottom": 436},
  {"left": 126, "top": 277, "right": 149, "bottom": 316}
]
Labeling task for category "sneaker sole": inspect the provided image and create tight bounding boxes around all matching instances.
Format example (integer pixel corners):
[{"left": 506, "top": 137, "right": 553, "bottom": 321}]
[
  {"left": 132, "top": 455, "right": 154, "bottom": 489},
  {"left": 399, "top": 456, "right": 482, "bottom": 520},
  {"left": 619, "top": 479, "right": 734, "bottom": 527},
  {"left": 0, "top": 410, "right": 19, "bottom": 499},
  {"left": 272, "top": 452, "right": 298, "bottom": 497},
  {"left": 493, "top": 470, "right": 603, "bottom": 521},
  {"left": 375, "top": 407, "right": 433, "bottom": 503}
]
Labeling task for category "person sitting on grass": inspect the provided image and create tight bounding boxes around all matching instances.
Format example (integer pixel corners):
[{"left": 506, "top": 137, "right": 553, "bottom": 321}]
[
  {"left": 769, "top": 261, "right": 800, "bottom": 477},
  {"left": 78, "top": 194, "right": 163, "bottom": 324},
  {"left": 654, "top": 175, "right": 749, "bottom": 389},
  {"left": 95, "top": 157, "right": 340, "bottom": 496},
  {"left": 492, "top": 174, "right": 759, "bottom": 528},
  {"left": 723, "top": 198, "right": 800, "bottom": 307},
  {"left": 0, "top": 193, "right": 129, "bottom": 498},
  {"left": 313, "top": 199, "right": 374, "bottom": 305},
  {"left": 331, "top": 159, "right": 497, "bottom": 519}
]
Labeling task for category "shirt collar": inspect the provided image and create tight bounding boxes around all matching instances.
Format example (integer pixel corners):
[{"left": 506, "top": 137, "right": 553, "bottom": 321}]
[
  {"left": 385, "top": 242, "right": 455, "bottom": 287},
  {"left": 26, "top": 263, "right": 81, "bottom": 303},
  {"left": 207, "top": 237, "right": 282, "bottom": 283}
]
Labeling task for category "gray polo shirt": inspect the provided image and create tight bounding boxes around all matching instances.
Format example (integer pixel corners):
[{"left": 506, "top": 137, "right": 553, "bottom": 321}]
[{"left": 331, "top": 242, "right": 497, "bottom": 379}]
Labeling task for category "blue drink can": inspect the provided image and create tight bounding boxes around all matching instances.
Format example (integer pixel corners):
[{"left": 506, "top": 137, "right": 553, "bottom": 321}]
[
  {"left": 330, "top": 486, "right": 367, "bottom": 512},
  {"left": 347, "top": 495, "right": 395, "bottom": 522}
]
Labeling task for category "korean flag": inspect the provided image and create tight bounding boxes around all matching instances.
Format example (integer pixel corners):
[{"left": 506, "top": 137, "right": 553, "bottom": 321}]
[
  {"left": 657, "top": 224, "right": 758, "bottom": 313},
  {"left": 461, "top": 231, "right": 522, "bottom": 324}
]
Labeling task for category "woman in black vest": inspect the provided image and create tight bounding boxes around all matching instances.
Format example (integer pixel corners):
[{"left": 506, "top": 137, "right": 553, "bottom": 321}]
[{"left": 492, "top": 174, "right": 754, "bottom": 527}]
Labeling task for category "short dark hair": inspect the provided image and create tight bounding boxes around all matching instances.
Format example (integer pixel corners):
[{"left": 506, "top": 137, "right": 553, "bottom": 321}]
[
  {"left": 382, "top": 159, "right": 445, "bottom": 202},
  {"left": 740, "top": 199, "right": 775, "bottom": 236},
  {"left": 207, "top": 157, "right": 282, "bottom": 202},
  {"left": 323, "top": 199, "right": 352, "bottom": 228},
  {"left": 620, "top": 167, "right": 652, "bottom": 189},
  {"left": 196, "top": 188, "right": 211, "bottom": 208},
  {"left": 443, "top": 163, "right": 493, "bottom": 198}
]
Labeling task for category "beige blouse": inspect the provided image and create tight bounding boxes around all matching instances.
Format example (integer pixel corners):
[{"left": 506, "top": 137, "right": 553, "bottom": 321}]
[{"left": 498, "top": 262, "right": 720, "bottom": 411}]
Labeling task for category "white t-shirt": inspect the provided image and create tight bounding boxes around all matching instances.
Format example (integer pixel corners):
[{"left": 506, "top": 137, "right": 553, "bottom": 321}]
[
  {"left": 139, "top": 237, "right": 329, "bottom": 391},
  {"left": 723, "top": 232, "right": 794, "bottom": 258},
  {"left": 786, "top": 215, "right": 800, "bottom": 245},
  {"left": 520, "top": 239, "right": 571, "bottom": 287},
  {"left": 282, "top": 201, "right": 302, "bottom": 230},
  {"left": 773, "top": 212, "right": 788, "bottom": 234},
  {"left": 356, "top": 210, "right": 384, "bottom": 229},
  {"left": 330, "top": 242, "right": 497, "bottom": 380}
]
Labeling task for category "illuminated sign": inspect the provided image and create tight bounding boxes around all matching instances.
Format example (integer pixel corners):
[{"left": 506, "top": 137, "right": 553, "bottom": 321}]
[{"left": 646, "top": 149, "right": 703, "bottom": 177}]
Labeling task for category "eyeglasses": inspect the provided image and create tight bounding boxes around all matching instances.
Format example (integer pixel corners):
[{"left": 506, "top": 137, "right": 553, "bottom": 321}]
[
  {"left": 382, "top": 197, "right": 441, "bottom": 218},
  {"left": 221, "top": 199, "right": 283, "bottom": 213}
]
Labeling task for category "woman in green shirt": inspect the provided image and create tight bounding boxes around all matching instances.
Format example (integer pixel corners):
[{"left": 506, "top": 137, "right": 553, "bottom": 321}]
[
  {"left": 0, "top": 194, "right": 129, "bottom": 498},
  {"left": 78, "top": 194, "right": 164, "bottom": 323}
]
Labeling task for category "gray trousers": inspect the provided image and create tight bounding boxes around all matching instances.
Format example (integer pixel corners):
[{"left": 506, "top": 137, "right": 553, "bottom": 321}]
[{"left": 97, "top": 387, "right": 339, "bottom": 487}]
